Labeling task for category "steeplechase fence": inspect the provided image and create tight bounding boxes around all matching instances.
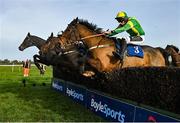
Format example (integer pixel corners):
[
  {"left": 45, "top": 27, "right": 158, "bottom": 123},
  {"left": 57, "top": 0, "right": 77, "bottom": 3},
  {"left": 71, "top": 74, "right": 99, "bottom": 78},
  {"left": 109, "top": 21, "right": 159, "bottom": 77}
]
[{"left": 52, "top": 77, "right": 180, "bottom": 122}]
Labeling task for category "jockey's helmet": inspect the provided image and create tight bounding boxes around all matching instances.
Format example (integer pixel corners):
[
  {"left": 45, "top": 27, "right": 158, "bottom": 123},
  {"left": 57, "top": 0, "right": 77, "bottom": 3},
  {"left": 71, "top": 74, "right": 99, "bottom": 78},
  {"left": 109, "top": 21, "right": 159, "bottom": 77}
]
[
  {"left": 115, "top": 11, "right": 128, "bottom": 19},
  {"left": 115, "top": 11, "right": 128, "bottom": 23}
]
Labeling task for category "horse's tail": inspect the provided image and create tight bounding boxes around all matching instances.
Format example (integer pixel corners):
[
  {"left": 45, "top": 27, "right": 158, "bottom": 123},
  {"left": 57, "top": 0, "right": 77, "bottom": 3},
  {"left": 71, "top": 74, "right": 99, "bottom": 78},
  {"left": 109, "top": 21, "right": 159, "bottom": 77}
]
[{"left": 156, "top": 47, "right": 172, "bottom": 66}]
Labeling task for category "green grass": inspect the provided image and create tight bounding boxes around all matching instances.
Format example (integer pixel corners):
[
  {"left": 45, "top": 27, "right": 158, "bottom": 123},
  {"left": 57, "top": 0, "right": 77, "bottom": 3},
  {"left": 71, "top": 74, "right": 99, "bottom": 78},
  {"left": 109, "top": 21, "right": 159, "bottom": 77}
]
[
  {"left": 1, "top": 66, "right": 179, "bottom": 121},
  {"left": 0, "top": 65, "right": 103, "bottom": 122},
  {"left": 0, "top": 65, "right": 52, "bottom": 84}
]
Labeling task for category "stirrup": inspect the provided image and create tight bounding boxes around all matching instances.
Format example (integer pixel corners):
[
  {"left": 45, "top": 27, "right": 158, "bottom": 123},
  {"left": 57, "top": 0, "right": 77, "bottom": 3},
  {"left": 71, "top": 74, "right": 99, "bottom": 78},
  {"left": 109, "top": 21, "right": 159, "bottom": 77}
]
[
  {"left": 112, "top": 51, "right": 124, "bottom": 61},
  {"left": 112, "top": 51, "right": 120, "bottom": 58}
]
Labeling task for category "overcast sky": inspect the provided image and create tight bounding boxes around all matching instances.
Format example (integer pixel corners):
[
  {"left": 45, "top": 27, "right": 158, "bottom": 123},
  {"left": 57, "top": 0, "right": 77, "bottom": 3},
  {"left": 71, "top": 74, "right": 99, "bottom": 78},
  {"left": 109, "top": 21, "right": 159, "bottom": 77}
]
[{"left": 0, "top": 0, "right": 180, "bottom": 60}]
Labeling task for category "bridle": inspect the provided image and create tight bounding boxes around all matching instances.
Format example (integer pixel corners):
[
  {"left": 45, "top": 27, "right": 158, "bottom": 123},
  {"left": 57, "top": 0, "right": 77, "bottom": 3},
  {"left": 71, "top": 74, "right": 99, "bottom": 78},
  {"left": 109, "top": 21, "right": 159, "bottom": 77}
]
[
  {"left": 58, "top": 23, "right": 113, "bottom": 55},
  {"left": 64, "top": 24, "right": 112, "bottom": 51}
]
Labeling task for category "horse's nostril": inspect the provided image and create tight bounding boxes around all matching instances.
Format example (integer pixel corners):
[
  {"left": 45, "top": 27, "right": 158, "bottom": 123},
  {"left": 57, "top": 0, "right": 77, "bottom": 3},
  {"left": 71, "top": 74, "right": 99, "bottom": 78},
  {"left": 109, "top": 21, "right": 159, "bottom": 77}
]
[
  {"left": 18, "top": 46, "right": 23, "bottom": 51},
  {"left": 39, "top": 51, "right": 42, "bottom": 55}
]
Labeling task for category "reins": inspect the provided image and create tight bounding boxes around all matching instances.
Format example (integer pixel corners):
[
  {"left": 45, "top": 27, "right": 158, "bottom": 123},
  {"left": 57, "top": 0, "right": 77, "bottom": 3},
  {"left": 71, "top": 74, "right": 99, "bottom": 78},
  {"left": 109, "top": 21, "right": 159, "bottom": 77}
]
[
  {"left": 63, "top": 50, "right": 78, "bottom": 55},
  {"left": 80, "top": 33, "right": 105, "bottom": 40},
  {"left": 61, "top": 33, "right": 112, "bottom": 55},
  {"left": 62, "top": 32, "right": 112, "bottom": 50},
  {"left": 81, "top": 33, "right": 114, "bottom": 51}
]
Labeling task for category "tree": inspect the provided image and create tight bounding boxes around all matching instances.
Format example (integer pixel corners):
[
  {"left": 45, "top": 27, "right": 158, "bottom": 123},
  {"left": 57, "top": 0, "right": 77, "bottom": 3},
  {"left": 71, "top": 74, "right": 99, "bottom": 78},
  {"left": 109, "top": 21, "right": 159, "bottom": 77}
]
[
  {"left": 3, "top": 59, "right": 10, "bottom": 64},
  {"left": 12, "top": 60, "right": 19, "bottom": 64}
]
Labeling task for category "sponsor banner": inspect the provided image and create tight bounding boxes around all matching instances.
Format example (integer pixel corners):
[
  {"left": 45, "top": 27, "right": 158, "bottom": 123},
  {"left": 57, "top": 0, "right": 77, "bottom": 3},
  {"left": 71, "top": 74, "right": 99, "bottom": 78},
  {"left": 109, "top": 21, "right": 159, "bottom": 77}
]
[
  {"left": 135, "top": 107, "right": 180, "bottom": 122},
  {"left": 87, "top": 90, "right": 135, "bottom": 122},
  {"left": 52, "top": 78, "right": 66, "bottom": 94},
  {"left": 66, "top": 81, "right": 87, "bottom": 106},
  {"left": 51, "top": 78, "right": 179, "bottom": 122}
]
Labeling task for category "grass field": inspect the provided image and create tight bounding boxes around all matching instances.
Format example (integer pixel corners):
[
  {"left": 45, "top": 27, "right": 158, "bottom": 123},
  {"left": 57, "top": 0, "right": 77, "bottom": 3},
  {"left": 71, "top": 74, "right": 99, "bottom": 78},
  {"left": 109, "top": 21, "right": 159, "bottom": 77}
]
[{"left": 0, "top": 65, "right": 103, "bottom": 122}]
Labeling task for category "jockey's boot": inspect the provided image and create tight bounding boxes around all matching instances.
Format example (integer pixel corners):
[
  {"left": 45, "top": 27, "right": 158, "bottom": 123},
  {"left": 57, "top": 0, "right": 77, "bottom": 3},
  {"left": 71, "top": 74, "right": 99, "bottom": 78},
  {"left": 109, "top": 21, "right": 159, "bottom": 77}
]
[
  {"left": 119, "top": 39, "right": 127, "bottom": 61},
  {"left": 113, "top": 39, "right": 127, "bottom": 61},
  {"left": 112, "top": 38, "right": 121, "bottom": 58},
  {"left": 112, "top": 50, "right": 121, "bottom": 58}
]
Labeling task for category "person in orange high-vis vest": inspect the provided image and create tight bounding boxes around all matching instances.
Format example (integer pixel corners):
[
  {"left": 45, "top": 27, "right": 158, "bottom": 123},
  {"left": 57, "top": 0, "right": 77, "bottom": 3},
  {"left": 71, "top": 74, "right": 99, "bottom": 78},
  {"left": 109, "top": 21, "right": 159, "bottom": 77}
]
[{"left": 23, "top": 59, "right": 31, "bottom": 77}]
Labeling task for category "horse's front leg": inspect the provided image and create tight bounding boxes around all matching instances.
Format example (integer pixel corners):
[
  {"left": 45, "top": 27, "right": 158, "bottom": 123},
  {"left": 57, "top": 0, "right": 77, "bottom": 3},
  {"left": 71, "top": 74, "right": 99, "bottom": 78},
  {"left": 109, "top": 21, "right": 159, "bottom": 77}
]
[
  {"left": 80, "top": 60, "right": 96, "bottom": 77},
  {"left": 33, "top": 54, "right": 44, "bottom": 74}
]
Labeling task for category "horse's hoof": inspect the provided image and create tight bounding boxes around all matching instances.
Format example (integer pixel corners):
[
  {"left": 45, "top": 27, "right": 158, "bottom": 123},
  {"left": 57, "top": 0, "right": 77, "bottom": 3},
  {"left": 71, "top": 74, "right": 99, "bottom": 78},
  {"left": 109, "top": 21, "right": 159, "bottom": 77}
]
[
  {"left": 82, "top": 71, "right": 95, "bottom": 77},
  {"left": 40, "top": 69, "right": 45, "bottom": 74}
]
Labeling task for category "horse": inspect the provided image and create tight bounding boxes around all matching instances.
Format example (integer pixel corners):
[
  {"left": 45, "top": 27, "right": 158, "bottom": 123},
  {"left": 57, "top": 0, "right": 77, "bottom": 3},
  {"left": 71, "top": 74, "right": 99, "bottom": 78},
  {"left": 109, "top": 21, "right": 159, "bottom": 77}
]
[
  {"left": 59, "top": 18, "right": 169, "bottom": 76},
  {"left": 19, "top": 32, "right": 46, "bottom": 51},
  {"left": 165, "top": 45, "right": 180, "bottom": 67},
  {"left": 42, "top": 34, "right": 91, "bottom": 76},
  {"left": 19, "top": 32, "right": 88, "bottom": 76},
  {"left": 19, "top": 32, "right": 59, "bottom": 73}
]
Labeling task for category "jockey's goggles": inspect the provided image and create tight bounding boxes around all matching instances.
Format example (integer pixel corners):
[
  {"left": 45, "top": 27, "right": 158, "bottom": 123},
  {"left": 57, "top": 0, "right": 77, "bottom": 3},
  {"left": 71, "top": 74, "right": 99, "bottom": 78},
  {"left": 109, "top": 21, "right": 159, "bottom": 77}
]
[{"left": 116, "top": 17, "right": 124, "bottom": 23}]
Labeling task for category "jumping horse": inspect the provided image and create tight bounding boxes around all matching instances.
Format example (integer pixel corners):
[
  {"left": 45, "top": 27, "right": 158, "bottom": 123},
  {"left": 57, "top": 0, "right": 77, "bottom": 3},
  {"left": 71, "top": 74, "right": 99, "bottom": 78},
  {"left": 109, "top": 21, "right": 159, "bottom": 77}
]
[
  {"left": 43, "top": 34, "right": 90, "bottom": 75},
  {"left": 165, "top": 45, "right": 180, "bottom": 67},
  {"left": 58, "top": 18, "right": 169, "bottom": 76},
  {"left": 19, "top": 32, "right": 85, "bottom": 75},
  {"left": 19, "top": 32, "right": 60, "bottom": 73}
]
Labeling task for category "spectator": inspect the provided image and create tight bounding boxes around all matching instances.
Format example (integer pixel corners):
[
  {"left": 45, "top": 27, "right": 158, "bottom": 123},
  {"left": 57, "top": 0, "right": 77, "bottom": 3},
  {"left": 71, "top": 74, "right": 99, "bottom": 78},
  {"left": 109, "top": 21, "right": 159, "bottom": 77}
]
[{"left": 23, "top": 59, "right": 31, "bottom": 77}]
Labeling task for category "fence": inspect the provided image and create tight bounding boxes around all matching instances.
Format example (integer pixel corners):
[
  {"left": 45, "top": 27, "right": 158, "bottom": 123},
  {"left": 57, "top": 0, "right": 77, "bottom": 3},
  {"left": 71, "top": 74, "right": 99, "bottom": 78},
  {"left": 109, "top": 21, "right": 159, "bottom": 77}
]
[{"left": 52, "top": 78, "right": 180, "bottom": 122}]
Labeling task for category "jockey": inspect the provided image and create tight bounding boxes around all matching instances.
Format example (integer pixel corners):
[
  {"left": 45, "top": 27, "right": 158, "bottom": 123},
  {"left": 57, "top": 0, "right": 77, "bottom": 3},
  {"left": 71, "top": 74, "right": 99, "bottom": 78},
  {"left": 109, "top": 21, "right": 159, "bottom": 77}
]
[{"left": 105, "top": 11, "right": 145, "bottom": 61}]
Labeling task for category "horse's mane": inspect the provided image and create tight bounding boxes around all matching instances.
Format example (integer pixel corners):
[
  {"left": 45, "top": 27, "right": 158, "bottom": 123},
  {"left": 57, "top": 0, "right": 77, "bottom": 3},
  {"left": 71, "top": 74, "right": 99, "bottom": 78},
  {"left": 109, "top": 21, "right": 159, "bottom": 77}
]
[
  {"left": 166, "top": 45, "right": 179, "bottom": 53},
  {"left": 78, "top": 19, "right": 103, "bottom": 34}
]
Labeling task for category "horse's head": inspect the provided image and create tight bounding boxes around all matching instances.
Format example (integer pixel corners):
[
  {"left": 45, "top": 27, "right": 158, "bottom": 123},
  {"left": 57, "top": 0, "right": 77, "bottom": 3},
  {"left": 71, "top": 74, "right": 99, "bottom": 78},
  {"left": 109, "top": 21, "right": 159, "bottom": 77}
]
[
  {"left": 60, "top": 18, "right": 81, "bottom": 45},
  {"left": 19, "top": 32, "right": 33, "bottom": 51},
  {"left": 165, "top": 45, "right": 179, "bottom": 54},
  {"left": 165, "top": 45, "right": 180, "bottom": 67},
  {"left": 40, "top": 33, "right": 62, "bottom": 56},
  {"left": 61, "top": 17, "right": 104, "bottom": 47},
  {"left": 19, "top": 33, "right": 46, "bottom": 51}
]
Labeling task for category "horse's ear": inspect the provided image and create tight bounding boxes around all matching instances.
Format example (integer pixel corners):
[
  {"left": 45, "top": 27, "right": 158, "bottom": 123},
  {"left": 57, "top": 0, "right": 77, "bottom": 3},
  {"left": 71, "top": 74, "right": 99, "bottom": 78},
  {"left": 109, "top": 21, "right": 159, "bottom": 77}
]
[
  {"left": 72, "top": 17, "right": 78, "bottom": 24},
  {"left": 50, "top": 32, "right": 53, "bottom": 37},
  {"left": 27, "top": 32, "right": 30, "bottom": 36},
  {"left": 75, "top": 17, "right": 78, "bottom": 23},
  {"left": 165, "top": 45, "right": 170, "bottom": 49}
]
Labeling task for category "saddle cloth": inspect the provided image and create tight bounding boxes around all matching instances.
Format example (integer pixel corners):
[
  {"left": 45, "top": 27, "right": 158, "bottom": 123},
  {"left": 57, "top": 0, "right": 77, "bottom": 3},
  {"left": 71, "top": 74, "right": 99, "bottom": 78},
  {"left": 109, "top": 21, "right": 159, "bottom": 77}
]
[{"left": 126, "top": 44, "right": 144, "bottom": 58}]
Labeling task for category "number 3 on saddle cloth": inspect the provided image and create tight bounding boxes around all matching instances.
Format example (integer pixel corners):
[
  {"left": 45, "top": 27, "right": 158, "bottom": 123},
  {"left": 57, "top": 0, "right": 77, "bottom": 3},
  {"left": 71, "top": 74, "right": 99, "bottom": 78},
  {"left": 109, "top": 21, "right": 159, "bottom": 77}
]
[{"left": 126, "top": 44, "right": 144, "bottom": 58}]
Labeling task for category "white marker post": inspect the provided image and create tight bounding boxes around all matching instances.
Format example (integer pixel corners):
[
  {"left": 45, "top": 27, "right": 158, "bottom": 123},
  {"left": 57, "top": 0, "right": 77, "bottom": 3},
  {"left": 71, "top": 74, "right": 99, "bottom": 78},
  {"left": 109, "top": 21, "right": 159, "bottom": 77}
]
[{"left": 12, "top": 63, "right": 14, "bottom": 72}]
